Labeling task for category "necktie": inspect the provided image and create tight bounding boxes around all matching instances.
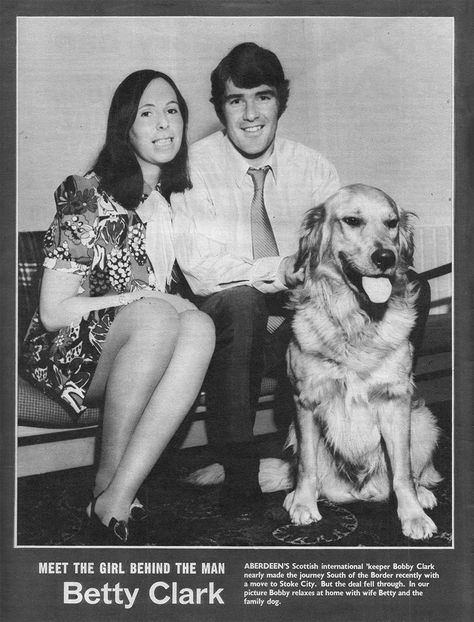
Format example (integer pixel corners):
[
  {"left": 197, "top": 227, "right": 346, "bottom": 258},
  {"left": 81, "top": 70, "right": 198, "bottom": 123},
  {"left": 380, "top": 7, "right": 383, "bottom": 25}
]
[
  {"left": 248, "top": 166, "right": 279, "bottom": 259},
  {"left": 247, "top": 166, "right": 284, "bottom": 333}
]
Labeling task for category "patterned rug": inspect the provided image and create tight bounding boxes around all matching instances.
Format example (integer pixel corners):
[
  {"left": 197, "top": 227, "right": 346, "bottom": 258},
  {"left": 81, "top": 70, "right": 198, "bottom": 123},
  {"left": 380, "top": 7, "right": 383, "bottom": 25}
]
[{"left": 17, "top": 402, "right": 452, "bottom": 547}]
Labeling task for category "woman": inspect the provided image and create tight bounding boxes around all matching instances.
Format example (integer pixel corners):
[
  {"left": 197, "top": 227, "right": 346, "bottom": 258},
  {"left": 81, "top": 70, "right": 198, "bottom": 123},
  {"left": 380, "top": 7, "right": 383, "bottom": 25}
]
[{"left": 21, "top": 70, "right": 215, "bottom": 544}]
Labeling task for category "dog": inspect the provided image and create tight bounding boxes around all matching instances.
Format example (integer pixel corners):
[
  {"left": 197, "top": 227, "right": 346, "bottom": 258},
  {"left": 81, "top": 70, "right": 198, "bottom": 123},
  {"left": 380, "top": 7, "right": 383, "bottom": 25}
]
[
  {"left": 281, "top": 183, "right": 440, "bottom": 540},
  {"left": 186, "top": 183, "right": 440, "bottom": 541}
]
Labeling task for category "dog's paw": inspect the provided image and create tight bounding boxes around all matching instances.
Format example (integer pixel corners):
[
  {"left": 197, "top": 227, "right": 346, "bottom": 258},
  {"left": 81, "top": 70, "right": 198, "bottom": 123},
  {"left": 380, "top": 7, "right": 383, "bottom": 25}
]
[
  {"left": 283, "top": 490, "right": 322, "bottom": 526},
  {"left": 400, "top": 512, "right": 438, "bottom": 540},
  {"left": 416, "top": 485, "right": 438, "bottom": 510}
]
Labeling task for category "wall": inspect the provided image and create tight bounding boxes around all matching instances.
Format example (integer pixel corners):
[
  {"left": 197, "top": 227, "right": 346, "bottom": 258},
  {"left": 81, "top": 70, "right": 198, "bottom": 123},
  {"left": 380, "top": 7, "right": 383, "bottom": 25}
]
[{"left": 18, "top": 16, "right": 453, "bottom": 288}]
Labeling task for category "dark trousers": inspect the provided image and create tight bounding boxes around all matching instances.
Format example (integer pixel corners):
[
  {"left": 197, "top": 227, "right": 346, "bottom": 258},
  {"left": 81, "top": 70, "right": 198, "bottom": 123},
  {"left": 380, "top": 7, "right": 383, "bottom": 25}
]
[
  {"left": 198, "top": 271, "right": 430, "bottom": 471},
  {"left": 197, "top": 286, "right": 270, "bottom": 469}
]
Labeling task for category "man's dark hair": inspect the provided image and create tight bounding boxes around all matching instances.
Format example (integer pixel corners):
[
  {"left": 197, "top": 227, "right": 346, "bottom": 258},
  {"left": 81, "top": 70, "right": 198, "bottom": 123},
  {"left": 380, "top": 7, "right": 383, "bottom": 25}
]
[
  {"left": 210, "top": 42, "right": 290, "bottom": 124},
  {"left": 94, "top": 69, "right": 191, "bottom": 208}
]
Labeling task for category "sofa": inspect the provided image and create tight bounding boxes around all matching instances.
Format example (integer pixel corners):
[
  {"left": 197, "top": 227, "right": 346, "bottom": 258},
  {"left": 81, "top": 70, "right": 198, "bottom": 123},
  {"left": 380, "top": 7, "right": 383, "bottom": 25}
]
[{"left": 17, "top": 231, "right": 452, "bottom": 477}]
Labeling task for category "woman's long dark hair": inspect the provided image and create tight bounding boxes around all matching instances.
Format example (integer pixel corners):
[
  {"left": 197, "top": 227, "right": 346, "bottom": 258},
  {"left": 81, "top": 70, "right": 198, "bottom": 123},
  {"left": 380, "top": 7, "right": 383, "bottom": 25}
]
[{"left": 94, "top": 70, "right": 191, "bottom": 208}]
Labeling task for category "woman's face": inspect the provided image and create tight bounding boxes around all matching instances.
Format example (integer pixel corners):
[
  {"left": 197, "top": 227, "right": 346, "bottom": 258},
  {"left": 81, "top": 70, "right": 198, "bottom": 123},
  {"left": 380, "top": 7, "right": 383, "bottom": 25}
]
[{"left": 129, "top": 78, "right": 184, "bottom": 184}]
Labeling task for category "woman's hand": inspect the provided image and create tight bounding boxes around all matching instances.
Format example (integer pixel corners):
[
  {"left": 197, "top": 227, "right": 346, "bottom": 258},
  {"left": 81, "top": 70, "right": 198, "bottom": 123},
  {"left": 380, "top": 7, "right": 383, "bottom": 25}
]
[{"left": 139, "top": 290, "right": 198, "bottom": 313}]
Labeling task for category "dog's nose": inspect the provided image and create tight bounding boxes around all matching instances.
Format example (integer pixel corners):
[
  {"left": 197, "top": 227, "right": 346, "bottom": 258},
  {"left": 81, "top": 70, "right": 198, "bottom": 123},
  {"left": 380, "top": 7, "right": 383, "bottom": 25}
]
[{"left": 371, "top": 248, "right": 396, "bottom": 271}]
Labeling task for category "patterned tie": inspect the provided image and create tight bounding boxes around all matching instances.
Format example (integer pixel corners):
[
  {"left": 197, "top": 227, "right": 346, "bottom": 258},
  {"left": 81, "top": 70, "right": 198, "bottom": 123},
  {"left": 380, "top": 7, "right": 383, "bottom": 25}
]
[
  {"left": 248, "top": 166, "right": 279, "bottom": 258},
  {"left": 247, "top": 166, "right": 284, "bottom": 333}
]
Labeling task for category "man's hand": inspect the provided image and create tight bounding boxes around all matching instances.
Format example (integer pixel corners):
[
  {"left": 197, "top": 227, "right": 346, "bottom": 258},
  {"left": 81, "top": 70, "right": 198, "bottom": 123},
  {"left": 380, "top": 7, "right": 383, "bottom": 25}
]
[{"left": 278, "top": 254, "right": 305, "bottom": 288}]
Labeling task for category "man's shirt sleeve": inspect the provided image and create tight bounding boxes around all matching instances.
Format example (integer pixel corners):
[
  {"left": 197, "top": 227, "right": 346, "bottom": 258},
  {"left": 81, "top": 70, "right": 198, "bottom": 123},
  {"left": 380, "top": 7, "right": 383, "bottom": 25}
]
[
  {"left": 171, "top": 170, "right": 287, "bottom": 296},
  {"left": 311, "top": 153, "right": 341, "bottom": 206}
]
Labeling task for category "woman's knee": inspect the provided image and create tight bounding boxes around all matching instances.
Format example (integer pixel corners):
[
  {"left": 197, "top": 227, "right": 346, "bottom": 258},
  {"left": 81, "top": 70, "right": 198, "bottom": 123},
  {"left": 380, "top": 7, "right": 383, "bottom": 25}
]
[
  {"left": 180, "top": 309, "right": 216, "bottom": 348},
  {"left": 117, "top": 297, "right": 180, "bottom": 339}
]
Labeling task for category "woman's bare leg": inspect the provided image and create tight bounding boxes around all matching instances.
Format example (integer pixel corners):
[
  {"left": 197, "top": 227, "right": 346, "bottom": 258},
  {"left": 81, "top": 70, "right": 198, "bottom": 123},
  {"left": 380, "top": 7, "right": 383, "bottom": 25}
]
[
  {"left": 95, "top": 309, "right": 215, "bottom": 525},
  {"left": 87, "top": 303, "right": 215, "bottom": 526},
  {"left": 86, "top": 298, "right": 180, "bottom": 496}
]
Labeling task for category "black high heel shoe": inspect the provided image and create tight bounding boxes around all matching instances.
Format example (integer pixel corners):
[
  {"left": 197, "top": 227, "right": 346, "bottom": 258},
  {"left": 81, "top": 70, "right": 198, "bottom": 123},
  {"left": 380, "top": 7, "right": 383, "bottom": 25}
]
[
  {"left": 87, "top": 493, "right": 129, "bottom": 545},
  {"left": 87, "top": 490, "right": 148, "bottom": 522},
  {"left": 130, "top": 498, "right": 148, "bottom": 522}
]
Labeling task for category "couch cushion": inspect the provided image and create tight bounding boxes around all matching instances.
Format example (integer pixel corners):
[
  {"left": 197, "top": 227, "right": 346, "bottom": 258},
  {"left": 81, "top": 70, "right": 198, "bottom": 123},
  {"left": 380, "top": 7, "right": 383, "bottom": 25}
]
[{"left": 18, "top": 376, "right": 101, "bottom": 428}]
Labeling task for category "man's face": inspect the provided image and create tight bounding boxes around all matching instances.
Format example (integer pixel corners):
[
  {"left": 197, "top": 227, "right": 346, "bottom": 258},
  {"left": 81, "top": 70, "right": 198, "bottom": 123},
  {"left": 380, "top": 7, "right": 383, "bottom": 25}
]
[{"left": 222, "top": 79, "right": 279, "bottom": 165}]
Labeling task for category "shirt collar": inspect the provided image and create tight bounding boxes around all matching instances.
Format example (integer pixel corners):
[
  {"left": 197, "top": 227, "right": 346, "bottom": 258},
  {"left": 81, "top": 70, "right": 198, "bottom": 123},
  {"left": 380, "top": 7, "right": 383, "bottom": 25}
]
[
  {"left": 222, "top": 131, "right": 279, "bottom": 187},
  {"left": 266, "top": 147, "right": 279, "bottom": 182},
  {"left": 136, "top": 185, "right": 167, "bottom": 223}
]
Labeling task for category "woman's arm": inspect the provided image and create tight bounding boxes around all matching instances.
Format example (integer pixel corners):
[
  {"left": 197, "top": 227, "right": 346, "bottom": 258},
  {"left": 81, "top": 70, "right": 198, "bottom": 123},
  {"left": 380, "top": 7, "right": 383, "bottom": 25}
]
[
  {"left": 39, "top": 268, "right": 197, "bottom": 332},
  {"left": 39, "top": 268, "right": 142, "bottom": 331}
]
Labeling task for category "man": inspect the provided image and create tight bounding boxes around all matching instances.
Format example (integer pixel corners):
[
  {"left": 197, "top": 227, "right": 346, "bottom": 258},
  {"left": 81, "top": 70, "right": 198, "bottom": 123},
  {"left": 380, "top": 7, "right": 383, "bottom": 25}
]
[
  {"left": 171, "top": 42, "right": 429, "bottom": 515},
  {"left": 171, "top": 42, "right": 340, "bottom": 514}
]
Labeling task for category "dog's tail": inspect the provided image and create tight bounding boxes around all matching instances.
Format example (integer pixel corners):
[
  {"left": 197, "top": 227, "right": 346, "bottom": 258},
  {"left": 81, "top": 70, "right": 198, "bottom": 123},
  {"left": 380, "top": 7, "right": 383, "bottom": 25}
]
[{"left": 183, "top": 458, "right": 293, "bottom": 493}]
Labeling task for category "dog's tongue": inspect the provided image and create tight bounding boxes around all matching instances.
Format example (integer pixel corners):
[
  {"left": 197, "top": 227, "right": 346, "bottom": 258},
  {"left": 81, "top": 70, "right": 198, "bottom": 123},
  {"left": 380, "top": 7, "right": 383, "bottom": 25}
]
[{"left": 362, "top": 276, "right": 392, "bottom": 303}]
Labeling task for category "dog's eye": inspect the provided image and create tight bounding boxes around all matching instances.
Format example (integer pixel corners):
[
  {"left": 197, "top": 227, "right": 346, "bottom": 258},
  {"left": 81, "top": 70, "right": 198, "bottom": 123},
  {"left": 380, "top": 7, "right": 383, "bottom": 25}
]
[
  {"left": 386, "top": 219, "right": 399, "bottom": 229},
  {"left": 342, "top": 217, "right": 362, "bottom": 227}
]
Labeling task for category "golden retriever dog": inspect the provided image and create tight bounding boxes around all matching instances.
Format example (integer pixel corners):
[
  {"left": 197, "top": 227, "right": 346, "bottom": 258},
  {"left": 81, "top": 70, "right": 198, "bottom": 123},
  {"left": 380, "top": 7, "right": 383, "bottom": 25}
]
[
  {"left": 282, "top": 183, "right": 440, "bottom": 540},
  {"left": 186, "top": 183, "right": 440, "bottom": 541}
]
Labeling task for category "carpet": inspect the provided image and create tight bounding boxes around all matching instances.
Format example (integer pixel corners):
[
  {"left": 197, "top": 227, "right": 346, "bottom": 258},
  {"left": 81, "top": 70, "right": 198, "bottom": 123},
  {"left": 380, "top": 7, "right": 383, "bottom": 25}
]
[{"left": 16, "top": 402, "right": 452, "bottom": 547}]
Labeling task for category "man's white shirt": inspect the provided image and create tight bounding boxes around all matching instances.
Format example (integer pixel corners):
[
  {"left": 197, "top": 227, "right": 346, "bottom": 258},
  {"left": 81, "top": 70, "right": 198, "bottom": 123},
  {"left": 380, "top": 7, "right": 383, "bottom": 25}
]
[{"left": 171, "top": 130, "right": 340, "bottom": 296}]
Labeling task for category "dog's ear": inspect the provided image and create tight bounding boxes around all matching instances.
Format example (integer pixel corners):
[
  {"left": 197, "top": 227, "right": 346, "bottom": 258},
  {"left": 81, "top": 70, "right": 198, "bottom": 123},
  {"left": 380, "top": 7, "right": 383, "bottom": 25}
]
[
  {"left": 294, "top": 204, "right": 327, "bottom": 271},
  {"left": 398, "top": 209, "right": 416, "bottom": 266}
]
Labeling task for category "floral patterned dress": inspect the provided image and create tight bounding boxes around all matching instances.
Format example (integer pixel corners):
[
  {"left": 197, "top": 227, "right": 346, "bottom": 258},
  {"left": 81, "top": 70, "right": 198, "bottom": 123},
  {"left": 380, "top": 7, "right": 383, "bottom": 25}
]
[{"left": 21, "top": 172, "right": 173, "bottom": 421}]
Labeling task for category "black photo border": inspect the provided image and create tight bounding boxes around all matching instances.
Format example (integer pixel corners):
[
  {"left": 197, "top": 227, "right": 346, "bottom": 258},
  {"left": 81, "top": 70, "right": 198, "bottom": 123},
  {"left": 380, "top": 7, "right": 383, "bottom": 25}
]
[{"left": 1, "top": 2, "right": 472, "bottom": 621}]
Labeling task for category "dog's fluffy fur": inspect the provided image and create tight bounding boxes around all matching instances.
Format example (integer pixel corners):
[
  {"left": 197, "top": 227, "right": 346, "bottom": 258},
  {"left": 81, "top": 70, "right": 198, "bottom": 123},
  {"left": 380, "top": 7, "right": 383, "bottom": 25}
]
[
  {"left": 186, "top": 184, "right": 441, "bottom": 540},
  {"left": 281, "top": 184, "right": 440, "bottom": 540}
]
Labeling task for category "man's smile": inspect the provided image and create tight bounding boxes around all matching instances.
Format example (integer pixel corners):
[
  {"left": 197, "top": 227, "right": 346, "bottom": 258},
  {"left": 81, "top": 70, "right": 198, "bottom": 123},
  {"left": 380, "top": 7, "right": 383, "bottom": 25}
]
[{"left": 242, "top": 125, "right": 265, "bottom": 133}]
